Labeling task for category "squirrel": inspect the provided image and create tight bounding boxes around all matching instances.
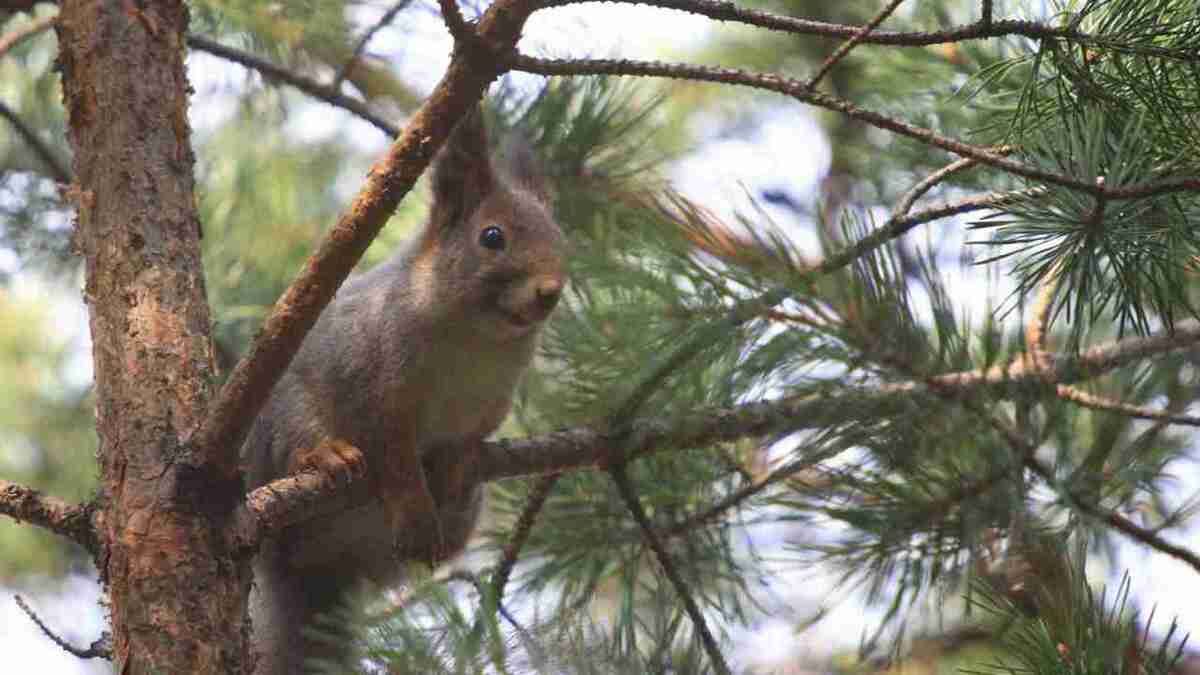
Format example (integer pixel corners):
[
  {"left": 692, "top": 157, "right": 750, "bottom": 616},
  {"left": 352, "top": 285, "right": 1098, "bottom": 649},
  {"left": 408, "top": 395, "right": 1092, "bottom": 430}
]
[{"left": 242, "top": 108, "right": 567, "bottom": 674}]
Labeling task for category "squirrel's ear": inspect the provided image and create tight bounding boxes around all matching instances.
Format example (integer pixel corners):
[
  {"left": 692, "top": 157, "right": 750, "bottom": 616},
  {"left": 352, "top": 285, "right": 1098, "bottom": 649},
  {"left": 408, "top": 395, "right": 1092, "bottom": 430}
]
[
  {"left": 503, "top": 137, "right": 552, "bottom": 206},
  {"left": 431, "top": 108, "right": 495, "bottom": 227}
]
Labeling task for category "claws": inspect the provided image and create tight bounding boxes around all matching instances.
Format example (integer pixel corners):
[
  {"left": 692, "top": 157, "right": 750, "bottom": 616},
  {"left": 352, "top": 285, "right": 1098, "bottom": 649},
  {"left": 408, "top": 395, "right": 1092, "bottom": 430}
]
[{"left": 288, "top": 438, "right": 367, "bottom": 486}]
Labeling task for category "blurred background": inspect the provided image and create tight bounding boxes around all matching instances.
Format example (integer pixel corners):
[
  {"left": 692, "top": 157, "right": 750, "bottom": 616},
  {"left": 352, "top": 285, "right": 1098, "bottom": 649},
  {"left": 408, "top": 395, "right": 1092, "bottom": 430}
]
[{"left": 2, "top": 0, "right": 1199, "bottom": 672}]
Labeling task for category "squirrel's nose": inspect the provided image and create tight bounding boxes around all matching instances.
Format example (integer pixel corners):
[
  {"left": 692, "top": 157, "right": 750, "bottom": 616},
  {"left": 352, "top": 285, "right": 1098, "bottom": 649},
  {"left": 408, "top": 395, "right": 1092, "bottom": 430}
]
[{"left": 535, "top": 278, "right": 564, "bottom": 313}]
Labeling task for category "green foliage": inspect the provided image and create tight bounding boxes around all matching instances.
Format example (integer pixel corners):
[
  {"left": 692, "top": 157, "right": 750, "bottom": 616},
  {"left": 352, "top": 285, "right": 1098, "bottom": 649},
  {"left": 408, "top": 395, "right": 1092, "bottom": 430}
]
[
  {"left": 964, "top": 572, "right": 1188, "bottom": 674},
  {"left": 964, "top": 0, "right": 1200, "bottom": 341},
  {"left": 0, "top": 9, "right": 72, "bottom": 279},
  {"left": 0, "top": 290, "right": 95, "bottom": 579}
]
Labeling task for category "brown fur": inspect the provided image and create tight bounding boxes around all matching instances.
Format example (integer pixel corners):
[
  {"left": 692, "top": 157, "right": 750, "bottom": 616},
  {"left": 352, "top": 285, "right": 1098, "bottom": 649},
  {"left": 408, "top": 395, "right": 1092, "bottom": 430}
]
[{"left": 243, "top": 110, "right": 566, "bottom": 674}]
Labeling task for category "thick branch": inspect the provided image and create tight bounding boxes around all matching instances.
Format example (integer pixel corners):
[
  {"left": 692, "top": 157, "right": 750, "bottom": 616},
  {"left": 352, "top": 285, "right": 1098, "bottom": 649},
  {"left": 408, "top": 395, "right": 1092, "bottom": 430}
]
[
  {"left": 229, "top": 319, "right": 1200, "bottom": 548},
  {"left": 0, "top": 479, "right": 96, "bottom": 551},
  {"left": 438, "top": 0, "right": 472, "bottom": 41},
  {"left": 187, "top": 0, "right": 536, "bottom": 478},
  {"left": 58, "top": 0, "right": 238, "bottom": 669},
  {"left": 511, "top": 55, "right": 1200, "bottom": 201}
]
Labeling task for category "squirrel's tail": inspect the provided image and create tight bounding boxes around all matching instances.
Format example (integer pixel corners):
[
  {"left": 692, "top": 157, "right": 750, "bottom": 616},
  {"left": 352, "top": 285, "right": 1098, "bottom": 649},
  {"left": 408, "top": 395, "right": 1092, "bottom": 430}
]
[{"left": 250, "top": 545, "right": 361, "bottom": 674}]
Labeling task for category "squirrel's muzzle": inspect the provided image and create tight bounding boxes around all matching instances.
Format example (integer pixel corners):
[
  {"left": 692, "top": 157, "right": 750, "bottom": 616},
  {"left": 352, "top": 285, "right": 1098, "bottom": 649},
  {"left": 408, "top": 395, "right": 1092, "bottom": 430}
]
[{"left": 534, "top": 277, "right": 564, "bottom": 316}]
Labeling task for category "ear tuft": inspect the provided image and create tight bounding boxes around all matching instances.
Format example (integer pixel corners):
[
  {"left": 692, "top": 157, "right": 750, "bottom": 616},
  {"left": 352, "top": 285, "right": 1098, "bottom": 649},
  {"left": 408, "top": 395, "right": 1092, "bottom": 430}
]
[
  {"left": 431, "top": 107, "right": 495, "bottom": 226},
  {"left": 502, "top": 136, "right": 552, "bottom": 205}
]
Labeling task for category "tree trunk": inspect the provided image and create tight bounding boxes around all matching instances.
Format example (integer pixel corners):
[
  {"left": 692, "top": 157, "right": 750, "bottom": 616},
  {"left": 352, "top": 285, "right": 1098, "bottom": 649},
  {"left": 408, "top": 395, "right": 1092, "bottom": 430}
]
[{"left": 56, "top": 1, "right": 249, "bottom": 671}]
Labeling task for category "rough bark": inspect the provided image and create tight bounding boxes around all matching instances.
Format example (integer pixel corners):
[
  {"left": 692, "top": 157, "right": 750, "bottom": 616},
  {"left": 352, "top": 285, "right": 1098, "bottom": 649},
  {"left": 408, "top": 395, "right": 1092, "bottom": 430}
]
[{"left": 56, "top": 1, "right": 248, "bottom": 672}]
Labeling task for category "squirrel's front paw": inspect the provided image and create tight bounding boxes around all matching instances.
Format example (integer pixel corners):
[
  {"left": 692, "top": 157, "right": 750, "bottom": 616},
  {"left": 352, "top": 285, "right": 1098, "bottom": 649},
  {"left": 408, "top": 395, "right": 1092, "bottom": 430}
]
[{"left": 288, "top": 438, "right": 367, "bottom": 485}]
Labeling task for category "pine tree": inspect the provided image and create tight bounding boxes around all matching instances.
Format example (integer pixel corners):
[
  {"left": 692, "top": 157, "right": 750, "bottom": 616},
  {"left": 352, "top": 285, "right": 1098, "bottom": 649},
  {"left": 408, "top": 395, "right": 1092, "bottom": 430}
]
[{"left": 1, "top": 0, "right": 1198, "bottom": 672}]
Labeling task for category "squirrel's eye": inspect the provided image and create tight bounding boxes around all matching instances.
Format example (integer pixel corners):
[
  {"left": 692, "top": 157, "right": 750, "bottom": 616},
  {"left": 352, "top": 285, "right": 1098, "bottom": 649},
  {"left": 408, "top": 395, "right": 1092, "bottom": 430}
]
[{"left": 479, "top": 225, "right": 506, "bottom": 250}]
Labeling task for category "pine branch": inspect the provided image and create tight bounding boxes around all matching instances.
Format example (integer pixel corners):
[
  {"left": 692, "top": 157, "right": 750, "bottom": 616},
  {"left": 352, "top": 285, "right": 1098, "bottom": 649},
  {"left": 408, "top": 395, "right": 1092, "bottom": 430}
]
[
  {"left": 661, "top": 461, "right": 825, "bottom": 539},
  {"left": 1024, "top": 256, "right": 1200, "bottom": 427},
  {"left": 225, "top": 466, "right": 362, "bottom": 553},
  {"left": 663, "top": 448, "right": 1022, "bottom": 542},
  {"left": 1054, "top": 386, "right": 1200, "bottom": 427},
  {"left": 947, "top": 388, "right": 1200, "bottom": 577},
  {"left": 808, "top": 0, "right": 907, "bottom": 89},
  {"left": 879, "top": 326, "right": 1200, "bottom": 579},
  {"left": 537, "top": 0, "right": 1080, "bottom": 47},
  {"left": 0, "top": 479, "right": 96, "bottom": 552},
  {"left": 332, "top": 0, "right": 415, "bottom": 91},
  {"left": 185, "top": 34, "right": 401, "bottom": 138},
  {"left": 0, "top": 0, "right": 41, "bottom": 12},
  {"left": 0, "top": 99, "right": 71, "bottom": 184},
  {"left": 0, "top": 13, "right": 54, "bottom": 58},
  {"left": 892, "top": 157, "right": 983, "bottom": 218},
  {"left": 186, "top": 0, "right": 539, "bottom": 480},
  {"left": 491, "top": 473, "right": 560, "bottom": 599},
  {"left": 229, "top": 319, "right": 1200, "bottom": 549},
  {"left": 1024, "top": 457, "right": 1200, "bottom": 575},
  {"left": 609, "top": 462, "right": 731, "bottom": 675},
  {"left": 511, "top": 54, "right": 1200, "bottom": 201},
  {"left": 814, "top": 187, "right": 1046, "bottom": 278},
  {"left": 13, "top": 596, "right": 111, "bottom": 660},
  {"left": 444, "top": 570, "right": 529, "bottom": 638}
]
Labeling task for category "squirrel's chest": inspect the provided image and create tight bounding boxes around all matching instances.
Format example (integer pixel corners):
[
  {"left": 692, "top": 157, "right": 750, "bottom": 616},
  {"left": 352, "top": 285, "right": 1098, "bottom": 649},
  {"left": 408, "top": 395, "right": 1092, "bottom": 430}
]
[{"left": 411, "top": 347, "right": 531, "bottom": 446}]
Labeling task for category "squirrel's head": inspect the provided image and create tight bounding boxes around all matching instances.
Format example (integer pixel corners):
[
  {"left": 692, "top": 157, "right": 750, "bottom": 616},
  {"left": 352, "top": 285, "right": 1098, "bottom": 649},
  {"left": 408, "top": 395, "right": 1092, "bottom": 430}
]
[{"left": 418, "top": 108, "right": 567, "bottom": 343}]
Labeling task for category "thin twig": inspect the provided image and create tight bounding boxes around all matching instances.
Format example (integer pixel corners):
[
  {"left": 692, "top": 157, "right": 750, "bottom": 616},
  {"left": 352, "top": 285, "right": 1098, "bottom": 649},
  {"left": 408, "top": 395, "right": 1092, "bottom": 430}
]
[
  {"left": 937, "top": 385, "right": 1200, "bottom": 576},
  {"left": 185, "top": 34, "right": 400, "bottom": 138},
  {"left": 14, "top": 596, "right": 112, "bottom": 660},
  {"left": 1054, "top": 386, "right": 1200, "bottom": 427},
  {"left": 491, "top": 472, "right": 560, "bottom": 599},
  {"left": 1025, "top": 261, "right": 1060, "bottom": 364},
  {"left": 538, "top": 0, "right": 1079, "bottom": 47},
  {"left": 511, "top": 55, "right": 1200, "bottom": 202},
  {"left": 608, "top": 462, "right": 732, "bottom": 675},
  {"left": 893, "top": 157, "right": 981, "bottom": 218},
  {"left": 332, "top": 0, "right": 415, "bottom": 91},
  {"left": 814, "top": 187, "right": 1046, "bottom": 278},
  {"left": 445, "top": 570, "right": 530, "bottom": 636},
  {"left": 0, "top": 479, "right": 96, "bottom": 551},
  {"left": 808, "top": 0, "right": 907, "bottom": 89},
  {"left": 0, "top": 99, "right": 71, "bottom": 183},
  {"left": 0, "top": 13, "right": 55, "bottom": 58},
  {"left": 1024, "top": 458, "right": 1200, "bottom": 574},
  {"left": 662, "top": 459, "right": 827, "bottom": 539}
]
